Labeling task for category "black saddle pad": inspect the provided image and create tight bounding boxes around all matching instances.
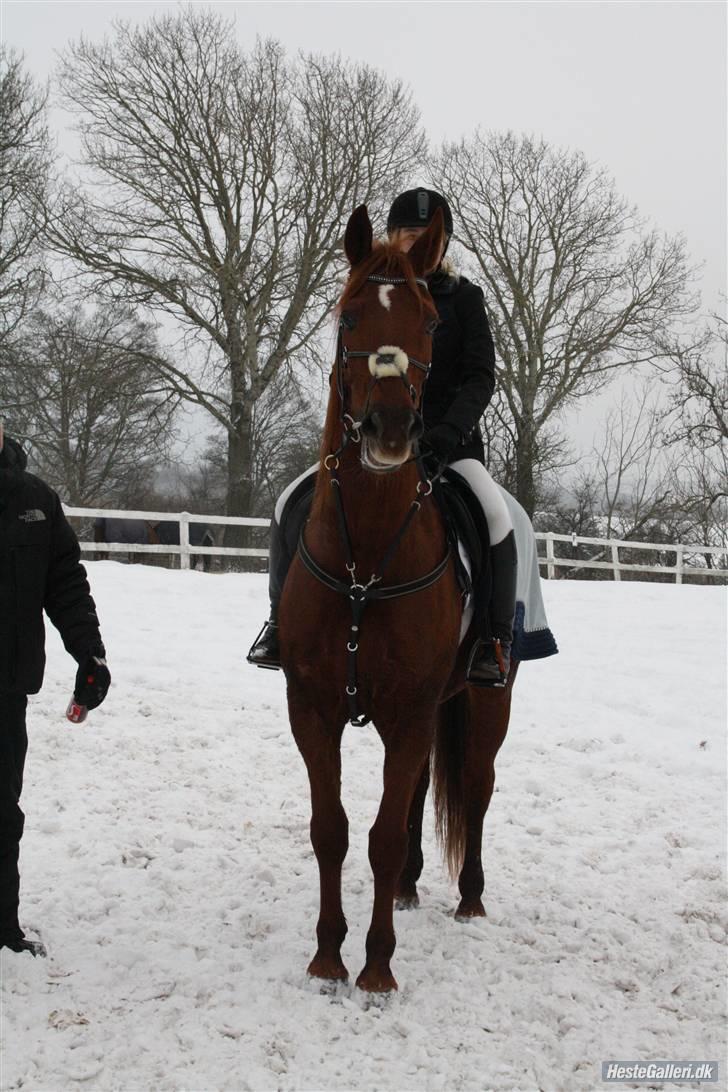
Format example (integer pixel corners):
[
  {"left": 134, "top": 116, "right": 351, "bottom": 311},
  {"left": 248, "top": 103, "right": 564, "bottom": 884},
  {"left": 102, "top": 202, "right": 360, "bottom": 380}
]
[{"left": 434, "top": 470, "right": 491, "bottom": 603}]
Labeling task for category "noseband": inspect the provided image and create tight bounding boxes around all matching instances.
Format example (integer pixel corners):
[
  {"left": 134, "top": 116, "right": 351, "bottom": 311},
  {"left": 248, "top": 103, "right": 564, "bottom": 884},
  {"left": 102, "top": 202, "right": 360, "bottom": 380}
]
[{"left": 296, "top": 272, "right": 451, "bottom": 726}]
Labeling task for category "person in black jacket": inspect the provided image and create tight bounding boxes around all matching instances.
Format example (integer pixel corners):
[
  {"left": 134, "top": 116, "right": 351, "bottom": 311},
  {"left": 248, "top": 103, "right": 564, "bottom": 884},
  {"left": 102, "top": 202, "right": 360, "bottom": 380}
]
[
  {"left": 248, "top": 188, "right": 516, "bottom": 686},
  {"left": 0, "top": 422, "right": 111, "bottom": 956}
]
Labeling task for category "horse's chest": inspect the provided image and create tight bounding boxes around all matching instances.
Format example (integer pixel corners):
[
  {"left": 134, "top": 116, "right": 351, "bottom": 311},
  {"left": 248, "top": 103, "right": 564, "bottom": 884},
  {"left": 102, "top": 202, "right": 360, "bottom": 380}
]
[{"left": 285, "top": 601, "right": 455, "bottom": 715}]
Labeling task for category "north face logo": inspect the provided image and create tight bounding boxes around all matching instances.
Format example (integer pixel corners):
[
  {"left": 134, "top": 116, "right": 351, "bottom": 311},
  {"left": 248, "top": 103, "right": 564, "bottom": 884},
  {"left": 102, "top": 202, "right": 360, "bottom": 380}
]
[{"left": 19, "top": 509, "right": 46, "bottom": 523}]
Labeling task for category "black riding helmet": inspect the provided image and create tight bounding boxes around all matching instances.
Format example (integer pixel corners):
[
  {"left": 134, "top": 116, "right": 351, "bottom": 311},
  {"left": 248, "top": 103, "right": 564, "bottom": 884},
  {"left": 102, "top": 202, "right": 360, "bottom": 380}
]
[{"left": 386, "top": 187, "right": 454, "bottom": 238}]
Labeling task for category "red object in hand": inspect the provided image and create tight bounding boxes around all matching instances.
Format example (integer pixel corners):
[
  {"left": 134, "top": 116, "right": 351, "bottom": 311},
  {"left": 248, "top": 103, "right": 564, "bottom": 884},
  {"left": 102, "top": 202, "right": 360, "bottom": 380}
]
[{"left": 66, "top": 698, "right": 88, "bottom": 724}]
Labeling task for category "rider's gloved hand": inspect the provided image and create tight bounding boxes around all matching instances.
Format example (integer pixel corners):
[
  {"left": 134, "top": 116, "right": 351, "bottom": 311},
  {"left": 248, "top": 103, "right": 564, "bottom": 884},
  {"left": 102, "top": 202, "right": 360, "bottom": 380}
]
[
  {"left": 421, "top": 423, "right": 461, "bottom": 474},
  {"left": 74, "top": 649, "right": 111, "bottom": 711}
]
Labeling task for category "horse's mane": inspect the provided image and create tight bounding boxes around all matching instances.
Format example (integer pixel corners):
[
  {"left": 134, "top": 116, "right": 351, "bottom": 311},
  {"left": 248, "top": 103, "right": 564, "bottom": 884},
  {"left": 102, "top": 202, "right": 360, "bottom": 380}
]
[{"left": 338, "top": 242, "right": 437, "bottom": 318}]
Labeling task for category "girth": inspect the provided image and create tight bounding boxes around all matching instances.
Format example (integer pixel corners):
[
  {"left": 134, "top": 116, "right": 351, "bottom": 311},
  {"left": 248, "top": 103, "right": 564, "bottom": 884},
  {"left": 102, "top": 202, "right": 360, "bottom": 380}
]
[{"left": 298, "top": 533, "right": 450, "bottom": 601}]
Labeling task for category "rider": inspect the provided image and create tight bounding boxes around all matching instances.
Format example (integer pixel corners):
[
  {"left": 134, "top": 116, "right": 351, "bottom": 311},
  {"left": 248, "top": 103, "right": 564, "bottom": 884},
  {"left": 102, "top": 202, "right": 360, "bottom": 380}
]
[{"left": 248, "top": 187, "right": 517, "bottom": 686}]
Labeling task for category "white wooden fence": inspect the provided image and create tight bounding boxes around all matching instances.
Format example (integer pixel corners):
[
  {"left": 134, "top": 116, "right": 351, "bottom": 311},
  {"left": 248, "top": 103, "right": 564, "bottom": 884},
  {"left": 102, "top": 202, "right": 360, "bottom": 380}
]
[
  {"left": 63, "top": 507, "right": 270, "bottom": 566},
  {"left": 64, "top": 506, "right": 728, "bottom": 583},
  {"left": 537, "top": 531, "right": 727, "bottom": 584}
]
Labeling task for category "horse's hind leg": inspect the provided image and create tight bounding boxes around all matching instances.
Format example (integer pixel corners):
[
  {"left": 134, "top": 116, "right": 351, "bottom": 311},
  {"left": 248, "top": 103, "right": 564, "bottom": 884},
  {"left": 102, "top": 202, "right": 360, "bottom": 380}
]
[
  {"left": 289, "top": 701, "right": 349, "bottom": 982},
  {"left": 456, "top": 665, "right": 518, "bottom": 919},
  {"left": 395, "top": 758, "right": 429, "bottom": 910}
]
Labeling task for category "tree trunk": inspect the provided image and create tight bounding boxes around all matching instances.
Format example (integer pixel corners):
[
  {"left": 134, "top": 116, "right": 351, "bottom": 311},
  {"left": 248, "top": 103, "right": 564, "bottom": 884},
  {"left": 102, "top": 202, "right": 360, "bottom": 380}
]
[
  {"left": 224, "top": 395, "right": 254, "bottom": 551},
  {"left": 515, "top": 418, "right": 538, "bottom": 519}
]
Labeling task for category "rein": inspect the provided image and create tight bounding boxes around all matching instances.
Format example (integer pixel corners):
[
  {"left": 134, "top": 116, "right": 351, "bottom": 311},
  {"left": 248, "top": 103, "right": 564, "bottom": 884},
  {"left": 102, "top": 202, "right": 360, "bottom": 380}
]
[{"left": 297, "top": 274, "right": 451, "bottom": 727}]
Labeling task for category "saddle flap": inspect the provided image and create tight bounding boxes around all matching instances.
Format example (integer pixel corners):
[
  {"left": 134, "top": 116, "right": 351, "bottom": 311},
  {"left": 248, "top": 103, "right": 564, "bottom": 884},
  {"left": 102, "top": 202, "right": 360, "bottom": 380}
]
[{"left": 434, "top": 471, "right": 491, "bottom": 602}]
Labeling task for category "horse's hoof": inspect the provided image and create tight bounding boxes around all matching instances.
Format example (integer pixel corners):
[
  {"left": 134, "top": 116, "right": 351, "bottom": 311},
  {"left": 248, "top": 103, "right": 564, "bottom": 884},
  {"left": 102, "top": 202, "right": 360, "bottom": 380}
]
[
  {"left": 455, "top": 899, "right": 486, "bottom": 920},
  {"left": 394, "top": 891, "right": 419, "bottom": 911},
  {"left": 355, "top": 967, "right": 398, "bottom": 993},
  {"left": 307, "top": 954, "right": 349, "bottom": 982}
]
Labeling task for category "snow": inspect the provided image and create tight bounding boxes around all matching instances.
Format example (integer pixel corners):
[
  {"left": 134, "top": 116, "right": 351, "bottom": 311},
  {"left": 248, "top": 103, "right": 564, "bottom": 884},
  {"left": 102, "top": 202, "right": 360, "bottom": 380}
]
[{"left": 1, "top": 564, "right": 726, "bottom": 1092}]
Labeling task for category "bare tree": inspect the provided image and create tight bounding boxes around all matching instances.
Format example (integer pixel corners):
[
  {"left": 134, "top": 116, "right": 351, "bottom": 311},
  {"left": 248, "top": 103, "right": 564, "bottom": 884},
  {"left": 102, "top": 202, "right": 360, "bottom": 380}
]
[
  {"left": 51, "top": 10, "right": 425, "bottom": 536},
  {"left": 0, "top": 47, "right": 52, "bottom": 351},
  {"left": 661, "top": 315, "right": 727, "bottom": 450},
  {"left": 431, "top": 131, "right": 695, "bottom": 516},
  {"left": 482, "top": 383, "right": 575, "bottom": 506},
  {"left": 4, "top": 303, "right": 175, "bottom": 505},
  {"left": 250, "top": 366, "right": 323, "bottom": 514},
  {"left": 592, "top": 387, "right": 676, "bottom": 540},
  {"left": 544, "top": 471, "right": 603, "bottom": 538},
  {"left": 656, "top": 315, "right": 727, "bottom": 547},
  {"left": 670, "top": 450, "right": 727, "bottom": 565}
]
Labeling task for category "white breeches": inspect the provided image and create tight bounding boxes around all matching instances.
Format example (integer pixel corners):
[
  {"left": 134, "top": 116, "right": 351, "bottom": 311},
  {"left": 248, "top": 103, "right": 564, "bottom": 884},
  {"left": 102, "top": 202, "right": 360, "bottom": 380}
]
[
  {"left": 449, "top": 458, "right": 513, "bottom": 546},
  {"left": 274, "top": 463, "right": 319, "bottom": 525}
]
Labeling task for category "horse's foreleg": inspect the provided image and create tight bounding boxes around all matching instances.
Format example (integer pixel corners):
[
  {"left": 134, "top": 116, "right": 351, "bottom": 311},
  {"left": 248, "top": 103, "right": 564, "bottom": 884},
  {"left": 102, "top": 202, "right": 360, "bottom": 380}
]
[
  {"left": 394, "top": 758, "right": 429, "bottom": 910},
  {"left": 290, "top": 704, "right": 349, "bottom": 982},
  {"left": 357, "top": 727, "right": 434, "bottom": 993},
  {"left": 456, "top": 665, "right": 518, "bottom": 919}
]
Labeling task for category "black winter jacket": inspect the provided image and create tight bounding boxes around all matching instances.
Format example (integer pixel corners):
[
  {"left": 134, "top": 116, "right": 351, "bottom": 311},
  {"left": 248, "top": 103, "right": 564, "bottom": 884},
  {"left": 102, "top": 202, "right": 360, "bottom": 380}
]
[
  {"left": 424, "top": 269, "right": 496, "bottom": 464},
  {"left": 0, "top": 437, "right": 104, "bottom": 695}
]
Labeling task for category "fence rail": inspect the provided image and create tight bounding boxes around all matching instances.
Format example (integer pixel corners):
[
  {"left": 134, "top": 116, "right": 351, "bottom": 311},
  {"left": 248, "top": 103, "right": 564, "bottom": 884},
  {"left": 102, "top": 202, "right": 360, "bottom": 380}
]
[{"left": 63, "top": 506, "right": 728, "bottom": 582}]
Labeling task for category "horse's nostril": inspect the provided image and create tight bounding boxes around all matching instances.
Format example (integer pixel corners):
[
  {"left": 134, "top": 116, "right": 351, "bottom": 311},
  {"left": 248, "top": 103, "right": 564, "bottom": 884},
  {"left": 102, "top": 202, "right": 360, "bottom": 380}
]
[{"left": 362, "top": 411, "right": 384, "bottom": 440}]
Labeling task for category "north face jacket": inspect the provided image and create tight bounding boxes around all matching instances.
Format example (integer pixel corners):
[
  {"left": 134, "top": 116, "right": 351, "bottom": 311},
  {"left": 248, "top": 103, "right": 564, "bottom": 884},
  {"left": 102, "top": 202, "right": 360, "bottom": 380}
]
[
  {"left": 0, "top": 437, "right": 104, "bottom": 694},
  {"left": 424, "top": 269, "right": 496, "bottom": 465}
]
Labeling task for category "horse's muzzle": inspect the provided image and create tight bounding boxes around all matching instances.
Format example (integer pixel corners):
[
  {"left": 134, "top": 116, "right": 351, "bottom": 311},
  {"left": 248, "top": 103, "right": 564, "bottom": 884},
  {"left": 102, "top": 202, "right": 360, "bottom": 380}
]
[{"left": 360, "top": 408, "right": 422, "bottom": 469}]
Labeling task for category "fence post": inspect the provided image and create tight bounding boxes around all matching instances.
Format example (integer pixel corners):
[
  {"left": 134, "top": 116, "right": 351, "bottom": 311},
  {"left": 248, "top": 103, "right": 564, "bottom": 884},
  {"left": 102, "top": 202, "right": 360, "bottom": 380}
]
[
  {"left": 675, "top": 545, "right": 684, "bottom": 585},
  {"left": 179, "top": 512, "right": 190, "bottom": 570},
  {"left": 611, "top": 542, "right": 621, "bottom": 581},
  {"left": 546, "top": 533, "right": 556, "bottom": 580}
]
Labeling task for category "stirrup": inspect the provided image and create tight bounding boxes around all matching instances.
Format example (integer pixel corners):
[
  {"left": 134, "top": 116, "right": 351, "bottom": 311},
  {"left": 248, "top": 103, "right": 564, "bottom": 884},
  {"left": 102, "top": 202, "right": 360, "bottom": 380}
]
[
  {"left": 466, "top": 637, "right": 510, "bottom": 688},
  {"left": 246, "top": 620, "right": 281, "bottom": 671}
]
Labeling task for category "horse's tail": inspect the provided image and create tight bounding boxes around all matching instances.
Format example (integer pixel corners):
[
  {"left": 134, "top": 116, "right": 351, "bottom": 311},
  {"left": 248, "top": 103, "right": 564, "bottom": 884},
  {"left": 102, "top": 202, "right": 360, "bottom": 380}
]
[{"left": 432, "top": 690, "right": 469, "bottom": 880}]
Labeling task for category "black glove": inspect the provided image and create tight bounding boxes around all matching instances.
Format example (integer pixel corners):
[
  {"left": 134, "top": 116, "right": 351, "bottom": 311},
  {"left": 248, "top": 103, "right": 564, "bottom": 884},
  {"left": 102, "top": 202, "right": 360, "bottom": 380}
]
[
  {"left": 421, "top": 422, "right": 461, "bottom": 473},
  {"left": 74, "top": 653, "right": 111, "bottom": 711}
]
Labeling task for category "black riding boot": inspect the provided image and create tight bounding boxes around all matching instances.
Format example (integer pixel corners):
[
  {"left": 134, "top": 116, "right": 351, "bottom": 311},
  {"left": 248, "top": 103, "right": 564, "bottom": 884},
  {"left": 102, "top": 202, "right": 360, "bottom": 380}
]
[
  {"left": 467, "top": 531, "right": 517, "bottom": 688},
  {"left": 247, "top": 477, "right": 315, "bottom": 671},
  {"left": 246, "top": 602, "right": 282, "bottom": 670},
  {"left": 247, "top": 512, "right": 286, "bottom": 670}
]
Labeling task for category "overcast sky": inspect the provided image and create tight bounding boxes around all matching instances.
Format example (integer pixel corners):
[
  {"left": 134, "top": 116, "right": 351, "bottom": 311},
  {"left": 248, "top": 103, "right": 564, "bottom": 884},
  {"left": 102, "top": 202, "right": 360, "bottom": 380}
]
[
  {"left": 2, "top": 0, "right": 726, "bottom": 451},
  {"left": 4, "top": 0, "right": 725, "bottom": 306}
]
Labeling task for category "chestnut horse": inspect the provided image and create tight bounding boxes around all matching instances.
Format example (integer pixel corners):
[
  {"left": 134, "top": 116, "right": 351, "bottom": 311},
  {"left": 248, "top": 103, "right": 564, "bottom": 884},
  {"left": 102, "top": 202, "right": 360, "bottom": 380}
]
[{"left": 279, "top": 206, "right": 516, "bottom": 993}]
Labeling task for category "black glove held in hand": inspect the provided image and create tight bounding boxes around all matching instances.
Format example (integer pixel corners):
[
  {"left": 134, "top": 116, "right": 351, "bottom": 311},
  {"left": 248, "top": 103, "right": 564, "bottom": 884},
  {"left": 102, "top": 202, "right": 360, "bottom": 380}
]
[
  {"left": 74, "top": 655, "right": 111, "bottom": 711},
  {"left": 421, "top": 422, "right": 461, "bottom": 471}
]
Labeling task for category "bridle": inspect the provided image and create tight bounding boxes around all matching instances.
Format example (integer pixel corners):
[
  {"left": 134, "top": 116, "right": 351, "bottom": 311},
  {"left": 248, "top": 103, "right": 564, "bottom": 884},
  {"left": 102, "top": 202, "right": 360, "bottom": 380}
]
[
  {"left": 296, "top": 273, "right": 452, "bottom": 726},
  {"left": 334, "top": 274, "right": 433, "bottom": 448}
]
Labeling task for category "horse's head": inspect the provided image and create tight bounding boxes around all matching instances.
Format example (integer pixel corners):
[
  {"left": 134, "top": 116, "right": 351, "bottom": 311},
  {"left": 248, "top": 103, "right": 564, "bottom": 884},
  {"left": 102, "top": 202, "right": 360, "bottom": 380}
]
[{"left": 335, "top": 205, "right": 444, "bottom": 472}]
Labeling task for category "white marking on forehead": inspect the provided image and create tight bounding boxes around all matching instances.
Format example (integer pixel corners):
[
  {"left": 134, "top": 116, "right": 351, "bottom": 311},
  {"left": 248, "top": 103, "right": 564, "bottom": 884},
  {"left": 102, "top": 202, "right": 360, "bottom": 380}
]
[{"left": 378, "top": 284, "right": 394, "bottom": 311}]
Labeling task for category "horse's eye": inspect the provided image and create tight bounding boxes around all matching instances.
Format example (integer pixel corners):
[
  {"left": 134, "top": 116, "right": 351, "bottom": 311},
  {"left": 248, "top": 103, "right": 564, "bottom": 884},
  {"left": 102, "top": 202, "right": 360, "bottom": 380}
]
[
  {"left": 424, "top": 318, "right": 439, "bottom": 335},
  {"left": 340, "top": 311, "right": 358, "bottom": 331}
]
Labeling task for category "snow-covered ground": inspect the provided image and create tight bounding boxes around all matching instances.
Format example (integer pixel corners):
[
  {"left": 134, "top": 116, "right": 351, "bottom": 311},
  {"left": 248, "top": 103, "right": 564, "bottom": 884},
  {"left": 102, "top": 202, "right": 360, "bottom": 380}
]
[{"left": 1, "top": 564, "right": 726, "bottom": 1092}]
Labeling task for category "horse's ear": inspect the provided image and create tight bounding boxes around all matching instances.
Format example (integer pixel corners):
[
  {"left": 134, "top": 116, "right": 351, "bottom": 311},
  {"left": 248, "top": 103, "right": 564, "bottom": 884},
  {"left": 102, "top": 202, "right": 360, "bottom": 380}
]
[
  {"left": 344, "top": 205, "right": 374, "bottom": 267},
  {"left": 407, "top": 207, "right": 446, "bottom": 277}
]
